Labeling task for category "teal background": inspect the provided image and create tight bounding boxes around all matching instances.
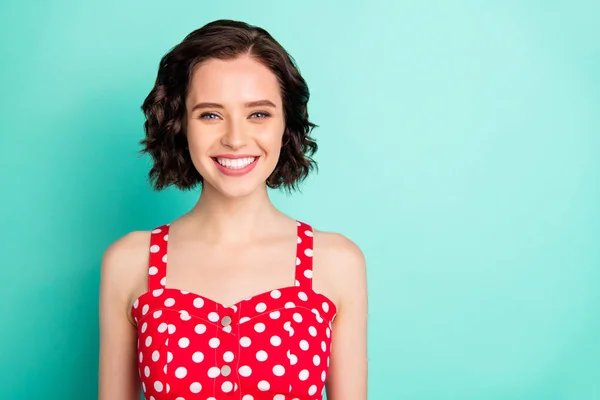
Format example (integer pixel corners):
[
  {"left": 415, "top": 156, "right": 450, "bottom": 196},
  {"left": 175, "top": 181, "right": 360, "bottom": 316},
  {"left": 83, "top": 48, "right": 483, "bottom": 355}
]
[{"left": 1, "top": 0, "right": 599, "bottom": 399}]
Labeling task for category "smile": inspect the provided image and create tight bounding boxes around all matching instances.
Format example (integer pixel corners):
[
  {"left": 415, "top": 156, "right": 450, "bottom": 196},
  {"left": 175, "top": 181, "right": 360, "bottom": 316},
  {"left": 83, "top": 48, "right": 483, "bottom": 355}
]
[
  {"left": 214, "top": 157, "right": 257, "bottom": 169},
  {"left": 211, "top": 156, "right": 260, "bottom": 177}
]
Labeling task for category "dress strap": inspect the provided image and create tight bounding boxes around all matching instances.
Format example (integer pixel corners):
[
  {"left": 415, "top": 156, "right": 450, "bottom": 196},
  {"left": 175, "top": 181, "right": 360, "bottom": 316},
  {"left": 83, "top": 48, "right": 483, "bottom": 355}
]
[
  {"left": 148, "top": 224, "right": 170, "bottom": 291},
  {"left": 294, "top": 220, "right": 314, "bottom": 289}
]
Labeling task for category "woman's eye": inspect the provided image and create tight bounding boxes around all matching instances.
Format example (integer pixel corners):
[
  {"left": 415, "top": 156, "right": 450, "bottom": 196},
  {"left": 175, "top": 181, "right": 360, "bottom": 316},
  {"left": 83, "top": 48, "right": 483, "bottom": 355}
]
[
  {"left": 199, "top": 112, "right": 219, "bottom": 120},
  {"left": 198, "top": 111, "right": 270, "bottom": 120},
  {"left": 251, "top": 111, "right": 270, "bottom": 119}
]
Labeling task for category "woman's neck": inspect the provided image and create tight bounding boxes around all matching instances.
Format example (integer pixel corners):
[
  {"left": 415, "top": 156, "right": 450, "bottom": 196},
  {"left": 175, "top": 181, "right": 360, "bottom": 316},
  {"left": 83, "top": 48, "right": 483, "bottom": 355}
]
[{"left": 180, "top": 183, "right": 286, "bottom": 244}]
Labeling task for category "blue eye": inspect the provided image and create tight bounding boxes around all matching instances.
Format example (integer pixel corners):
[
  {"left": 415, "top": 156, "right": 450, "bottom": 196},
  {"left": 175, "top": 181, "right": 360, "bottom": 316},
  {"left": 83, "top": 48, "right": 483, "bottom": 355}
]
[
  {"left": 198, "top": 111, "right": 270, "bottom": 120},
  {"left": 199, "top": 112, "right": 219, "bottom": 120},
  {"left": 251, "top": 111, "right": 270, "bottom": 119}
]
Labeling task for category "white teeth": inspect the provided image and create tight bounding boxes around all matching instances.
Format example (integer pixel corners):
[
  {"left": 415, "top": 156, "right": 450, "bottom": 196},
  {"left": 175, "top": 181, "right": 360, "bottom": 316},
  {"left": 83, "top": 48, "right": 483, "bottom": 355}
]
[{"left": 216, "top": 157, "right": 256, "bottom": 169}]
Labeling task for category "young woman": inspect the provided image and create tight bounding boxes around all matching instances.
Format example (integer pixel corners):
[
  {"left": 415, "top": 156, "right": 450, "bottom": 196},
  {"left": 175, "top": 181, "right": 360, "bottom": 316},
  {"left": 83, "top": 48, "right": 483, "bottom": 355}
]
[{"left": 98, "top": 19, "right": 368, "bottom": 400}]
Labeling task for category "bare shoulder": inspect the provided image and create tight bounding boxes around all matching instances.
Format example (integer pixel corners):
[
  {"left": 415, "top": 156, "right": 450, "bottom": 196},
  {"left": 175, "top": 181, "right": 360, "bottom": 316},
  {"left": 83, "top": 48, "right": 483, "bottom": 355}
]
[
  {"left": 103, "top": 229, "right": 151, "bottom": 262},
  {"left": 100, "top": 230, "right": 152, "bottom": 322},
  {"left": 98, "top": 230, "right": 151, "bottom": 399},
  {"left": 312, "top": 229, "right": 368, "bottom": 398},
  {"left": 313, "top": 230, "right": 366, "bottom": 269},
  {"left": 312, "top": 229, "right": 367, "bottom": 310},
  {"left": 101, "top": 230, "right": 151, "bottom": 282}
]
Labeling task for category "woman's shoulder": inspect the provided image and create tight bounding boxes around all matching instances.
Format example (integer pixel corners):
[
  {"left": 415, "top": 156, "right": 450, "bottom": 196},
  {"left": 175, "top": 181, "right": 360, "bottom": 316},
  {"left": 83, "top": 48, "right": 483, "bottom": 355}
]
[
  {"left": 102, "top": 230, "right": 153, "bottom": 274},
  {"left": 312, "top": 228, "right": 365, "bottom": 267},
  {"left": 311, "top": 227, "right": 367, "bottom": 308},
  {"left": 100, "top": 230, "right": 153, "bottom": 316}
]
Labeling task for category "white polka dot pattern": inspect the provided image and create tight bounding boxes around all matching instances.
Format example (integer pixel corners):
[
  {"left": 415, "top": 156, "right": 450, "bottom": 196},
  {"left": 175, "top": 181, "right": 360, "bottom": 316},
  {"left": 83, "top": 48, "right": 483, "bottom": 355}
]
[{"left": 131, "top": 220, "right": 336, "bottom": 399}]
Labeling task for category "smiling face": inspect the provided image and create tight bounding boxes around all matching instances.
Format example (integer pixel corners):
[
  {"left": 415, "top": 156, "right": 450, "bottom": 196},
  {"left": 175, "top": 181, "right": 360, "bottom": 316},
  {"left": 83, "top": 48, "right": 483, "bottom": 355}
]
[{"left": 184, "top": 54, "right": 286, "bottom": 199}]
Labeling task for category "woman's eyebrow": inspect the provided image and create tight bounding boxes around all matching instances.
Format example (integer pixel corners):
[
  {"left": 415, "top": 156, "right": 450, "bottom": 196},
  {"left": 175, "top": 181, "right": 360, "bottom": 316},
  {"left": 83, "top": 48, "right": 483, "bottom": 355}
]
[{"left": 191, "top": 99, "right": 277, "bottom": 112}]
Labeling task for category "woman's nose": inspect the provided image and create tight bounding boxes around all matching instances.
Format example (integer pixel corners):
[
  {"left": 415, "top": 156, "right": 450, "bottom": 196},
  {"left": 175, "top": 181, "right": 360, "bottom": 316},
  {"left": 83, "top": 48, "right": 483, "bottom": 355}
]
[{"left": 220, "top": 119, "right": 247, "bottom": 149}]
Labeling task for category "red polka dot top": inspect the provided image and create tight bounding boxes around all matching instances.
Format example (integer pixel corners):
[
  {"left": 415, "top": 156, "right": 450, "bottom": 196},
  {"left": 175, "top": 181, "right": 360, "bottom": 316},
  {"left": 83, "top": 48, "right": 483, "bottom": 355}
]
[{"left": 131, "top": 220, "right": 337, "bottom": 400}]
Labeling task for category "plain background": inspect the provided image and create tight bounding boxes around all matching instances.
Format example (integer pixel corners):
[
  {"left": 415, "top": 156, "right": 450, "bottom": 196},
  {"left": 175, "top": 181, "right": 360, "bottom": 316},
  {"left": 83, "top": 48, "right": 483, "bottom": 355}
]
[{"left": 1, "top": 0, "right": 599, "bottom": 399}]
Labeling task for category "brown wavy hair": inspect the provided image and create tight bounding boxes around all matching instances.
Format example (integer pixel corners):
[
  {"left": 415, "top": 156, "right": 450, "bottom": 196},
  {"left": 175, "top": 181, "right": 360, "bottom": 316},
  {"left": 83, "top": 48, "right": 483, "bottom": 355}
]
[{"left": 139, "top": 19, "right": 318, "bottom": 192}]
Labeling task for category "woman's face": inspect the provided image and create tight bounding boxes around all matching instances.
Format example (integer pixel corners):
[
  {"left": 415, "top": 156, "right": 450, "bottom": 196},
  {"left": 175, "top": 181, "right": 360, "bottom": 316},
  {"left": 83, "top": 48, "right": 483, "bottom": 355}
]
[{"left": 185, "top": 54, "right": 285, "bottom": 199}]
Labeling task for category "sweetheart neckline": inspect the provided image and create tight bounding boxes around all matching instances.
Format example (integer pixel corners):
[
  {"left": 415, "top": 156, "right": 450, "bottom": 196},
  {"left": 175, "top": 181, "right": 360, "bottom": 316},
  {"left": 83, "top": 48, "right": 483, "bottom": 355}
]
[{"left": 131, "top": 284, "right": 337, "bottom": 317}]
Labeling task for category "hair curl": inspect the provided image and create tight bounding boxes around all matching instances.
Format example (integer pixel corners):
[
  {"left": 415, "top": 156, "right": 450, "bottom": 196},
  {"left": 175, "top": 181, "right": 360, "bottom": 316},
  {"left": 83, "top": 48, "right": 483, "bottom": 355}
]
[{"left": 139, "top": 19, "right": 318, "bottom": 192}]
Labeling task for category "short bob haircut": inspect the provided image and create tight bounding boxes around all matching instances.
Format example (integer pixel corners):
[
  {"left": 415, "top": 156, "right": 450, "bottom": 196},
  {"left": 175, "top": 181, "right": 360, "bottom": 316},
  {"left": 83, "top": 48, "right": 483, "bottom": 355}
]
[{"left": 139, "top": 19, "right": 318, "bottom": 193}]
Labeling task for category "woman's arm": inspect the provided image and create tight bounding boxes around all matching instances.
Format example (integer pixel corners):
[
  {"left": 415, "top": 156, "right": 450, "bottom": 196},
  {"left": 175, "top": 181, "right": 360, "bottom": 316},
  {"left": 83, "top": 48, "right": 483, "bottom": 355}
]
[
  {"left": 98, "top": 232, "right": 147, "bottom": 400},
  {"left": 321, "top": 233, "right": 369, "bottom": 400}
]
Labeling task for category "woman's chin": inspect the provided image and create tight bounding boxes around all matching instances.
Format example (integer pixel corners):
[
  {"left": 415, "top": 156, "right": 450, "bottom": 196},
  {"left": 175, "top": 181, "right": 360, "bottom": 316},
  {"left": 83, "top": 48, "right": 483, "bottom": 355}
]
[{"left": 203, "top": 178, "right": 267, "bottom": 200}]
